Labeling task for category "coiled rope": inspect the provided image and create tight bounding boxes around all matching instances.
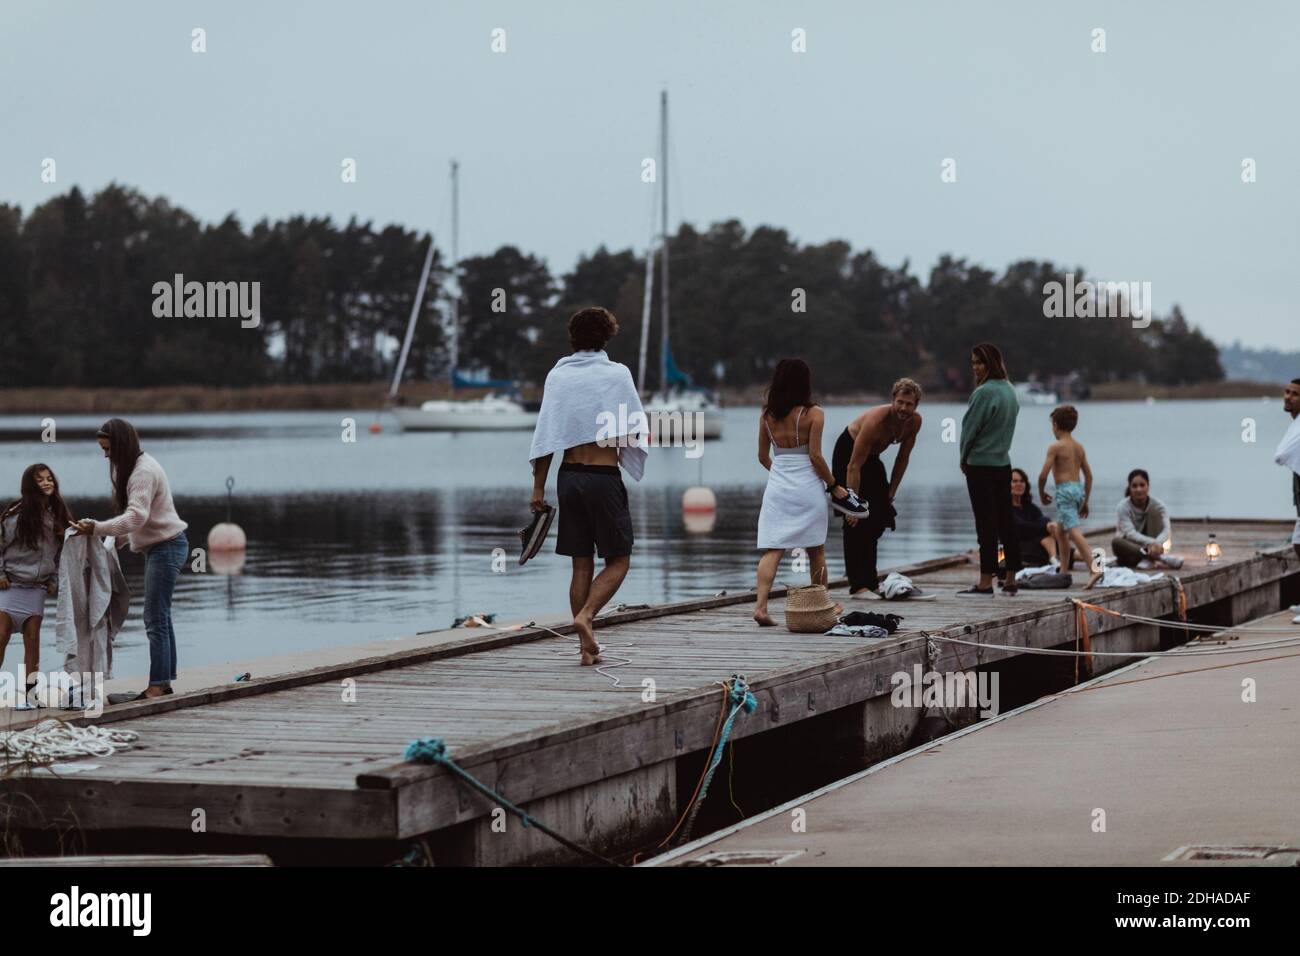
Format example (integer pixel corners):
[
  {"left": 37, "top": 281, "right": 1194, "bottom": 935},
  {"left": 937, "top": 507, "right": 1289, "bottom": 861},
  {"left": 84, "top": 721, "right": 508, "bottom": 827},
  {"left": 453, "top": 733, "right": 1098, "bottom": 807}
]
[{"left": 0, "top": 719, "right": 139, "bottom": 770}]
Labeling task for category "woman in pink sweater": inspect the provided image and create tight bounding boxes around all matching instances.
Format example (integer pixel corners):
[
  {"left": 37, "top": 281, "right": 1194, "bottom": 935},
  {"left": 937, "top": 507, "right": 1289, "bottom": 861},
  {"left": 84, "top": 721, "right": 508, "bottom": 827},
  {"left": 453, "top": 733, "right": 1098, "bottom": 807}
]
[{"left": 72, "top": 419, "right": 188, "bottom": 702}]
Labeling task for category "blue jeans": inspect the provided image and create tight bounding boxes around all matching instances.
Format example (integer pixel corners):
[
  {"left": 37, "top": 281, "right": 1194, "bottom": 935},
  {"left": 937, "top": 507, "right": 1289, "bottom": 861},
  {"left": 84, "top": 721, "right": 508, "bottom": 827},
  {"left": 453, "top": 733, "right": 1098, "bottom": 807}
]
[{"left": 143, "top": 532, "right": 187, "bottom": 686}]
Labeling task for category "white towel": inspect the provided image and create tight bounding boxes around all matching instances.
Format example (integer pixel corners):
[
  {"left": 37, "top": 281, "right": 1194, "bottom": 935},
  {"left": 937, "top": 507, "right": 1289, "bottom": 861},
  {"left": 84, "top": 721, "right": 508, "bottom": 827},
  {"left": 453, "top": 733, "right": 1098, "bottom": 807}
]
[
  {"left": 529, "top": 350, "right": 649, "bottom": 481},
  {"left": 1275, "top": 415, "right": 1300, "bottom": 476},
  {"left": 1092, "top": 566, "right": 1164, "bottom": 588}
]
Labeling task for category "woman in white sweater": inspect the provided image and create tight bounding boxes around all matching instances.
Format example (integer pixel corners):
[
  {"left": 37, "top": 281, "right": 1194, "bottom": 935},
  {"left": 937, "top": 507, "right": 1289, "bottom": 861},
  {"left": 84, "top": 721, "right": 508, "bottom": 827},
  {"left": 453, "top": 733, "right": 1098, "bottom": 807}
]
[{"left": 72, "top": 419, "right": 188, "bottom": 702}]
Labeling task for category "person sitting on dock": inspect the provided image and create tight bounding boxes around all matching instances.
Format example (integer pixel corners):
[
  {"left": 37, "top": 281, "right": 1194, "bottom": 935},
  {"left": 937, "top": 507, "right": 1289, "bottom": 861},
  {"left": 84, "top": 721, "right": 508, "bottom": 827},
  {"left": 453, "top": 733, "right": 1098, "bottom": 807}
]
[
  {"left": 1010, "top": 467, "right": 1058, "bottom": 566},
  {"left": 1111, "top": 469, "right": 1182, "bottom": 570},
  {"left": 528, "top": 307, "right": 648, "bottom": 666},
  {"left": 831, "top": 379, "right": 922, "bottom": 599}
]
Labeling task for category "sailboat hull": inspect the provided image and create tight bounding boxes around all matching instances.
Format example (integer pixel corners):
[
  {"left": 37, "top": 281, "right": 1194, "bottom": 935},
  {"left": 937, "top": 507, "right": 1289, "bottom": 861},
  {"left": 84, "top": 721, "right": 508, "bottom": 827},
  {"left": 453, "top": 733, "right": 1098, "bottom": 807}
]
[{"left": 393, "top": 405, "right": 538, "bottom": 432}]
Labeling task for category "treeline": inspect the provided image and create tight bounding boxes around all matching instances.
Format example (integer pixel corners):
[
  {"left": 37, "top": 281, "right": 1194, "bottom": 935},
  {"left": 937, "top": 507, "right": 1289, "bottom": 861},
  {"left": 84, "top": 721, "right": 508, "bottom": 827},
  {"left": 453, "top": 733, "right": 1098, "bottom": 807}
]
[{"left": 0, "top": 184, "right": 1223, "bottom": 393}]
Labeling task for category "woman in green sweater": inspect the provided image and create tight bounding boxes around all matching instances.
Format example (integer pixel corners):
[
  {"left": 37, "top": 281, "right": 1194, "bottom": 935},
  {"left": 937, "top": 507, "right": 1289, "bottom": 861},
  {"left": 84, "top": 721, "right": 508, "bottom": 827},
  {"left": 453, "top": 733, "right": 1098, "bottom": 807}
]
[{"left": 959, "top": 343, "right": 1022, "bottom": 595}]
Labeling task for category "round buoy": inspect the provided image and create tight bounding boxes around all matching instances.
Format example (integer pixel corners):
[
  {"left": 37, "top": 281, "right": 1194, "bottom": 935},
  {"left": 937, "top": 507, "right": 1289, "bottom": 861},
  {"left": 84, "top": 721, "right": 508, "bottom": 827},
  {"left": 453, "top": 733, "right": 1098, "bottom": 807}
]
[
  {"left": 369, "top": 421, "right": 383, "bottom": 434},
  {"left": 208, "top": 546, "right": 246, "bottom": 576},
  {"left": 208, "top": 521, "right": 247, "bottom": 552},
  {"left": 682, "top": 486, "right": 716, "bottom": 514},
  {"left": 208, "top": 476, "right": 247, "bottom": 554},
  {"left": 682, "top": 486, "right": 716, "bottom": 534}
]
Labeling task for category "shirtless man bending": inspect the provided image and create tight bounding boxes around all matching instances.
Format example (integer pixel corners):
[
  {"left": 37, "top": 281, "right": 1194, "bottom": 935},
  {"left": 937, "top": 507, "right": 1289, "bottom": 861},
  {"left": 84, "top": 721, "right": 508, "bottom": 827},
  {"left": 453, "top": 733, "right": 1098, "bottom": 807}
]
[{"left": 831, "top": 379, "right": 923, "bottom": 598}]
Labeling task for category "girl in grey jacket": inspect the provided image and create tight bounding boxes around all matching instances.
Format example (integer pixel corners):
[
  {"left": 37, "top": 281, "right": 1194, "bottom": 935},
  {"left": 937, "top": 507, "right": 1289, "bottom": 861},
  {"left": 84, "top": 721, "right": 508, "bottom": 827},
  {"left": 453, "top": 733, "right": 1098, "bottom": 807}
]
[{"left": 0, "top": 463, "right": 74, "bottom": 705}]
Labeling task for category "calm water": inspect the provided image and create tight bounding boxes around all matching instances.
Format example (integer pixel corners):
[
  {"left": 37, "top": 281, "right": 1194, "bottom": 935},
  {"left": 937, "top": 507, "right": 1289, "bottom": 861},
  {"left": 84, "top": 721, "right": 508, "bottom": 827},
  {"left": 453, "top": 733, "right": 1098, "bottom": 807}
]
[{"left": 0, "top": 398, "right": 1290, "bottom": 680}]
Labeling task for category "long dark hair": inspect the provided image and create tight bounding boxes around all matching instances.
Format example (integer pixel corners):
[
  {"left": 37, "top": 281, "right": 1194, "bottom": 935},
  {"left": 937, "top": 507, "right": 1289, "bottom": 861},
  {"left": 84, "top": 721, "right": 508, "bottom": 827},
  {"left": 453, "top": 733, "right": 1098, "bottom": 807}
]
[
  {"left": 762, "top": 358, "right": 814, "bottom": 421},
  {"left": 1010, "top": 467, "right": 1034, "bottom": 505},
  {"left": 2, "top": 463, "right": 73, "bottom": 551},
  {"left": 1125, "top": 468, "right": 1150, "bottom": 497},
  {"left": 97, "top": 418, "right": 143, "bottom": 513},
  {"left": 972, "top": 342, "right": 1009, "bottom": 381}
]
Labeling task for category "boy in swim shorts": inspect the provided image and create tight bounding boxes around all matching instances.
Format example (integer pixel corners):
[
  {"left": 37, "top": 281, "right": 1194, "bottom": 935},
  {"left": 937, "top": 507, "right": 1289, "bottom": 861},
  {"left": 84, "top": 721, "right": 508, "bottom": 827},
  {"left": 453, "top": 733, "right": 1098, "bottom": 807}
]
[{"left": 1037, "top": 405, "right": 1094, "bottom": 574}]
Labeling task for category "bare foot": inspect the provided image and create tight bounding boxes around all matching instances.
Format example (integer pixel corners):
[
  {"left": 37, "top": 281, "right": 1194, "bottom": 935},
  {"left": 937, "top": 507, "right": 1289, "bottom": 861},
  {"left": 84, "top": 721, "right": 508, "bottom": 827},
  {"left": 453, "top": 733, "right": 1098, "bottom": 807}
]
[
  {"left": 832, "top": 603, "right": 844, "bottom": 616},
  {"left": 1085, "top": 570, "right": 1102, "bottom": 589},
  {"left": 753, "top": 610, "right": 777, "bottom": 627},
  {"left": 574, "top": 614, "right": 603, "bottom": 665}
]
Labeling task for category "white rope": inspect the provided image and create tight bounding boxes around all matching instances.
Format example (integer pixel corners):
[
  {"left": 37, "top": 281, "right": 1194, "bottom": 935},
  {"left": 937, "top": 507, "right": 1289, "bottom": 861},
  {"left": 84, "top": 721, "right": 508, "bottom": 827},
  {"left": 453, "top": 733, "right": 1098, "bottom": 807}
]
[
  {"left": 1073, "top": 603, "right": 1300, "bottom": 634},
  {"left": 929, "top": 634, "right": 1300, "bottom": 658},
  {"left": 460, "top": 615, "right": 636, "bottom": 688},
  {"left": 0, "top": 719, "right": 139, "bottom": 768}
]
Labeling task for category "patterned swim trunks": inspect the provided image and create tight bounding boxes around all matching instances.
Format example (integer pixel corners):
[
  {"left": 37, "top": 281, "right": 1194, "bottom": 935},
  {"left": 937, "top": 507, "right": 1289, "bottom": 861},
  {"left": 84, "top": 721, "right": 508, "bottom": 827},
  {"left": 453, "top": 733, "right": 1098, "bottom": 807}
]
[{"left": 1054, "top": 481, "right": 1086, "bottom": 531}]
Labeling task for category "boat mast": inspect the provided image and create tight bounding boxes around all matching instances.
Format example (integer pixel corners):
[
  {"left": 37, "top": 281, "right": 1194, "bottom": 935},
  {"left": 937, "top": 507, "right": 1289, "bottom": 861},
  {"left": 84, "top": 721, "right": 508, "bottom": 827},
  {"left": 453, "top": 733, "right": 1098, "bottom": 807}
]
[
  {"left": 388, "top": 232, "right": 435, "bottom": 402},
  {"left": 636, "top": 239, "right": 654, "bottom": 392},
  {"left": 658, "top": 90, "right": 670, "bottom": 394},
  {"left": 449, "top": 159, "right": 460, "bottom": 396}
]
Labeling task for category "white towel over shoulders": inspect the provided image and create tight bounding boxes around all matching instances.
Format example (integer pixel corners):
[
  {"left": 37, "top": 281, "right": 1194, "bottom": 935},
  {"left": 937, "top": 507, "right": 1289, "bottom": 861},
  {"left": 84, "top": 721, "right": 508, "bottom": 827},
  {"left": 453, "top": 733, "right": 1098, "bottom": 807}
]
[
  {"left": 1275, "top": 416, "right": 1300, "bottom": 476},
  {"left": 529, "top": 350, "right": 649, "bottom": 481}
]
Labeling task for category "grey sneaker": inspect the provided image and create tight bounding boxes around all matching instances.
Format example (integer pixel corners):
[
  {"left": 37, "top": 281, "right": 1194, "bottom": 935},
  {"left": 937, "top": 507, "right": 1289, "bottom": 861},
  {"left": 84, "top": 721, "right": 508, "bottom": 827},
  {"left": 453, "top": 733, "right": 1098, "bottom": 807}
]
[{"left": 1161, "top": 554, "right": 1184, "bottom": 569}]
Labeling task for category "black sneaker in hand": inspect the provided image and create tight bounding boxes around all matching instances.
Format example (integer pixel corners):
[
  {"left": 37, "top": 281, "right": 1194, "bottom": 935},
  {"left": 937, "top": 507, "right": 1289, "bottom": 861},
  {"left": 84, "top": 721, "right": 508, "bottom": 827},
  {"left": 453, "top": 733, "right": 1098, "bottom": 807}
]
[{"left": 829, "top": 488, "right": 869, "bottom": 519}]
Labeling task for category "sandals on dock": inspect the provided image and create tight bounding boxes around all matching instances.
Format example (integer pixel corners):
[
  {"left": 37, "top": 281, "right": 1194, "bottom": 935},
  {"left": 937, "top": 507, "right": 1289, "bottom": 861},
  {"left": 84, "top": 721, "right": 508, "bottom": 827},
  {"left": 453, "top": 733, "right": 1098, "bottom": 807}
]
[{"left": 107, "top": 687, "right": 174, "bottom": 706}]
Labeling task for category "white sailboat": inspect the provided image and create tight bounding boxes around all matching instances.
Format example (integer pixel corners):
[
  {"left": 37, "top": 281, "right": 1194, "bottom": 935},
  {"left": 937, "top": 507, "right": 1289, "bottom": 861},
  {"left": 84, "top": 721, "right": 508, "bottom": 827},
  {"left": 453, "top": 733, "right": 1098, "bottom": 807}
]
[
  {"left": 390, "top": 161, "right": 538, "bottom": 432},
  {"left": 639, "top": 91, "right": 724, "bottom": 442}
]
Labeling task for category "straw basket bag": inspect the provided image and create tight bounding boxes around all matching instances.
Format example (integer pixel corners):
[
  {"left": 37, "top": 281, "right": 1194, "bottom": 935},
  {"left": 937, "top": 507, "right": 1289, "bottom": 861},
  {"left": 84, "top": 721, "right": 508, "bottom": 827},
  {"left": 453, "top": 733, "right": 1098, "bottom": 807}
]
[{"left": 784, "top": 567, "right": 839, "bottom": 633}]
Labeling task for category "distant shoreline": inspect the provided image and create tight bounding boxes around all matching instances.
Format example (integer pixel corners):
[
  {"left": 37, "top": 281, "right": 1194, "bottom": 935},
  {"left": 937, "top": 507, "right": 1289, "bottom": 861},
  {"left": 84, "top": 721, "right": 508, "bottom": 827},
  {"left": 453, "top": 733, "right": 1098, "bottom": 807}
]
[{"left": 0, "top": 379, "right": 1282, "bottom": 415}]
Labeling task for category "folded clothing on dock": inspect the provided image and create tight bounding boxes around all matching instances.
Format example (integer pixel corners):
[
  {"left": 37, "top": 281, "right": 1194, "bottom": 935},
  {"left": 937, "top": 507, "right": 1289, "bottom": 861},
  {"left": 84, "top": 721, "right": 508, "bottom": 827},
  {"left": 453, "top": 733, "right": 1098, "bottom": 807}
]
[
  {"left": 825, "top": 623, "right": 891, "bottom": 639},
  {"left": 839, "top": 610, "right": 903, "bottom": 634},
  {"left": 878, "top": 572, "right": 932, "bottom": 600}
]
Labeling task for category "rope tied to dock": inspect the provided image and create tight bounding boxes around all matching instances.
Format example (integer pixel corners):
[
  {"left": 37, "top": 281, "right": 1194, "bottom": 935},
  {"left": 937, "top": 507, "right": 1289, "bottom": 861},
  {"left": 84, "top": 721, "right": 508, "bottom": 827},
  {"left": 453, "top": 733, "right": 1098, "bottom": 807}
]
[
  {"left": 1, "top": 719, "right": 139, "bottom": 771},
  {"left": 402, "top": 737, "right": 623, "bottom": 867},
  {"left": 672, "top": 675, "right": 758, "bottom": 847}
]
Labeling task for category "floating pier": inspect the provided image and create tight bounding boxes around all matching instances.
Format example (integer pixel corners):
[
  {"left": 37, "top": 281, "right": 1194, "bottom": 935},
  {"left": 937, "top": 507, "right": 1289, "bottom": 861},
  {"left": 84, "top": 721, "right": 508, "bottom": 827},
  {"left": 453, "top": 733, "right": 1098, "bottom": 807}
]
[{"left": 2, "top": 518, "right": 1296, "bottom": 865}]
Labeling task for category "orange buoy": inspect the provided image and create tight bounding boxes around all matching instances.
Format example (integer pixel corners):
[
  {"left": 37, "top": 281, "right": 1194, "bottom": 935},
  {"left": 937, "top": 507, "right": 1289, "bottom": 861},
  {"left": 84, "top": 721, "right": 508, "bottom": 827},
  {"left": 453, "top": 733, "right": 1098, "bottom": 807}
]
[{"left": 369, "top": 421, "right": 383, "bottom": 434}]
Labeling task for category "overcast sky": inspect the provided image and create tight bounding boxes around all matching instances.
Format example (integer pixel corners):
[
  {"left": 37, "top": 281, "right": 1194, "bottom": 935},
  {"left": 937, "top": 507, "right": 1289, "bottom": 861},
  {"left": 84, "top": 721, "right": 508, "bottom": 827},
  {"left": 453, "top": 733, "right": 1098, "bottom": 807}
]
[{"left": 2, "top": 0, "right": 1295, "bottom": 347}]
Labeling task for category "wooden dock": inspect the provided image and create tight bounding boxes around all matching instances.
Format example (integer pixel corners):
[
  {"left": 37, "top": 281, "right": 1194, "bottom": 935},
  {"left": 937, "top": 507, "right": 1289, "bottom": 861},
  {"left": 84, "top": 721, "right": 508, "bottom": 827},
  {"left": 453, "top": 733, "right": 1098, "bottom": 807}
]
[{"left": 2, "top": 518, "right": 1296, "bottom": 865}]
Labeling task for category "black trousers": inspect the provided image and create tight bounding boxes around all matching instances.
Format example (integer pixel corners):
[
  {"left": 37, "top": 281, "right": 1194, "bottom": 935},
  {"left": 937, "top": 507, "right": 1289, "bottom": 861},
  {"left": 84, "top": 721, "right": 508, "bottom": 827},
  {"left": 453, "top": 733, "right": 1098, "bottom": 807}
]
[
  {"left": 965, "top": 464, "right": 1022, "bottom": 575},
  {"left": 832, "top": 428, "right": 896, "bottom": 592}
]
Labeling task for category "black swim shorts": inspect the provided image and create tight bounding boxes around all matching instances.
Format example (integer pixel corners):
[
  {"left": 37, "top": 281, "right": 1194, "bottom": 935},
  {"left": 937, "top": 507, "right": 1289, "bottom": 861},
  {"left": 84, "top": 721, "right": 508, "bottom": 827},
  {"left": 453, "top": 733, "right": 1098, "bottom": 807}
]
[{"left": 556, "top": 463, "right": 634, "bottom": 559}]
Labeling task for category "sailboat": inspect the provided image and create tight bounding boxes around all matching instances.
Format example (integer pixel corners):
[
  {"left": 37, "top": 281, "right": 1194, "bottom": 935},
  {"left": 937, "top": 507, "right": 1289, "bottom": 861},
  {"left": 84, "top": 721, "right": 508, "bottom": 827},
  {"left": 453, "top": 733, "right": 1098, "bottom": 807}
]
[
  {"left": 389, "top": 161, "right": 538, "bottom": 432},
  {"left": 639, "top": 91, "right": 723, "bottom": 442}
]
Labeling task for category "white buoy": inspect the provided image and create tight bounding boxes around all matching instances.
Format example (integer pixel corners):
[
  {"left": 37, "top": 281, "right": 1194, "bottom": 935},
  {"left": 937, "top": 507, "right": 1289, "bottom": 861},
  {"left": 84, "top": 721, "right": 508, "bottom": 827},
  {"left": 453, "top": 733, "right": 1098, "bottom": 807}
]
[
  {"left": 682, "top": 486, "right": 716, "bottom": 534},
  {"left": 208, "top": 476, "right": 247, "bottom": 556},
  {"left": 208, "top": 547, "right": 246, "bottom": 575},
  {"left": 207, "top": 522, "right": 246, "bottom": 552}
]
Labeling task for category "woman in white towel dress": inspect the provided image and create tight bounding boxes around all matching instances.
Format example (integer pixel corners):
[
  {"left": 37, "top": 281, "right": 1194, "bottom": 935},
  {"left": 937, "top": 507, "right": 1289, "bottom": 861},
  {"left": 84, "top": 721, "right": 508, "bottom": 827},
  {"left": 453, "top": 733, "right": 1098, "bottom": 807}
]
[{"left": 754, "top": 359, "right": 852, "bottom": 627}]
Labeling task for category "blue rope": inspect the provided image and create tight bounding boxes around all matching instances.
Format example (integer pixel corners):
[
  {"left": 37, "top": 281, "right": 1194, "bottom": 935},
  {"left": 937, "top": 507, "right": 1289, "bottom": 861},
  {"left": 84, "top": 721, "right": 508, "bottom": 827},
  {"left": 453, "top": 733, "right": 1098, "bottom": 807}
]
[
  {"left": 403, "top": 737, "right": 622, "bottom": 866},
  {"left": 676, "top": 674, "right": 758, "bottom": 845}
]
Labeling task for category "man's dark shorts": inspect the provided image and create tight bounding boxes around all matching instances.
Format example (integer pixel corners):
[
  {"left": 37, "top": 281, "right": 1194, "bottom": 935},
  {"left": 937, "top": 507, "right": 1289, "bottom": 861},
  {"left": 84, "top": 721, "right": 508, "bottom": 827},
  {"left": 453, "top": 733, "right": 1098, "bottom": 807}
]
[{"left": 556, "top": 463, "right": 634, "bottom": 559}]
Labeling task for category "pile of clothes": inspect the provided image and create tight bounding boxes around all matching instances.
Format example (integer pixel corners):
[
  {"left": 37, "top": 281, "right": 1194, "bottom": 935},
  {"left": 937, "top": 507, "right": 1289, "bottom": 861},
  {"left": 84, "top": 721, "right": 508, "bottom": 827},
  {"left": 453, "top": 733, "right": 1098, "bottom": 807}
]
[{"left": 825, "top": 610, "right": 903, "bottom": 639}]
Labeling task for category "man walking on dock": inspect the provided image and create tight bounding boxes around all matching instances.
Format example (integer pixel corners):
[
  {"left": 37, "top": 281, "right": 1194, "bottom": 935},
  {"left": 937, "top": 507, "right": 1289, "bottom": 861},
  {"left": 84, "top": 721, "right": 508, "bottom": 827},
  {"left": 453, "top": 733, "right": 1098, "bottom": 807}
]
[
  {"left": 529, "top": 308, "right": 648, "bottom": 665},
  {"left": 1277, "top": 379, "right": 1300, "bottom": 623}
]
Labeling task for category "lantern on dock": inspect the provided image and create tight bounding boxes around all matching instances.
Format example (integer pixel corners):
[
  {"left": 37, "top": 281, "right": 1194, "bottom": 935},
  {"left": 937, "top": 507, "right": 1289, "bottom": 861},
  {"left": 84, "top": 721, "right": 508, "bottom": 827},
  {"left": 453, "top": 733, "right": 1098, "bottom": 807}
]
[
  {"left": 1205, "top": 533, "right": 1221, "bottom": 563},
  {"left": 997, "top": 545, "right": 1005, "bottom": 565}
]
